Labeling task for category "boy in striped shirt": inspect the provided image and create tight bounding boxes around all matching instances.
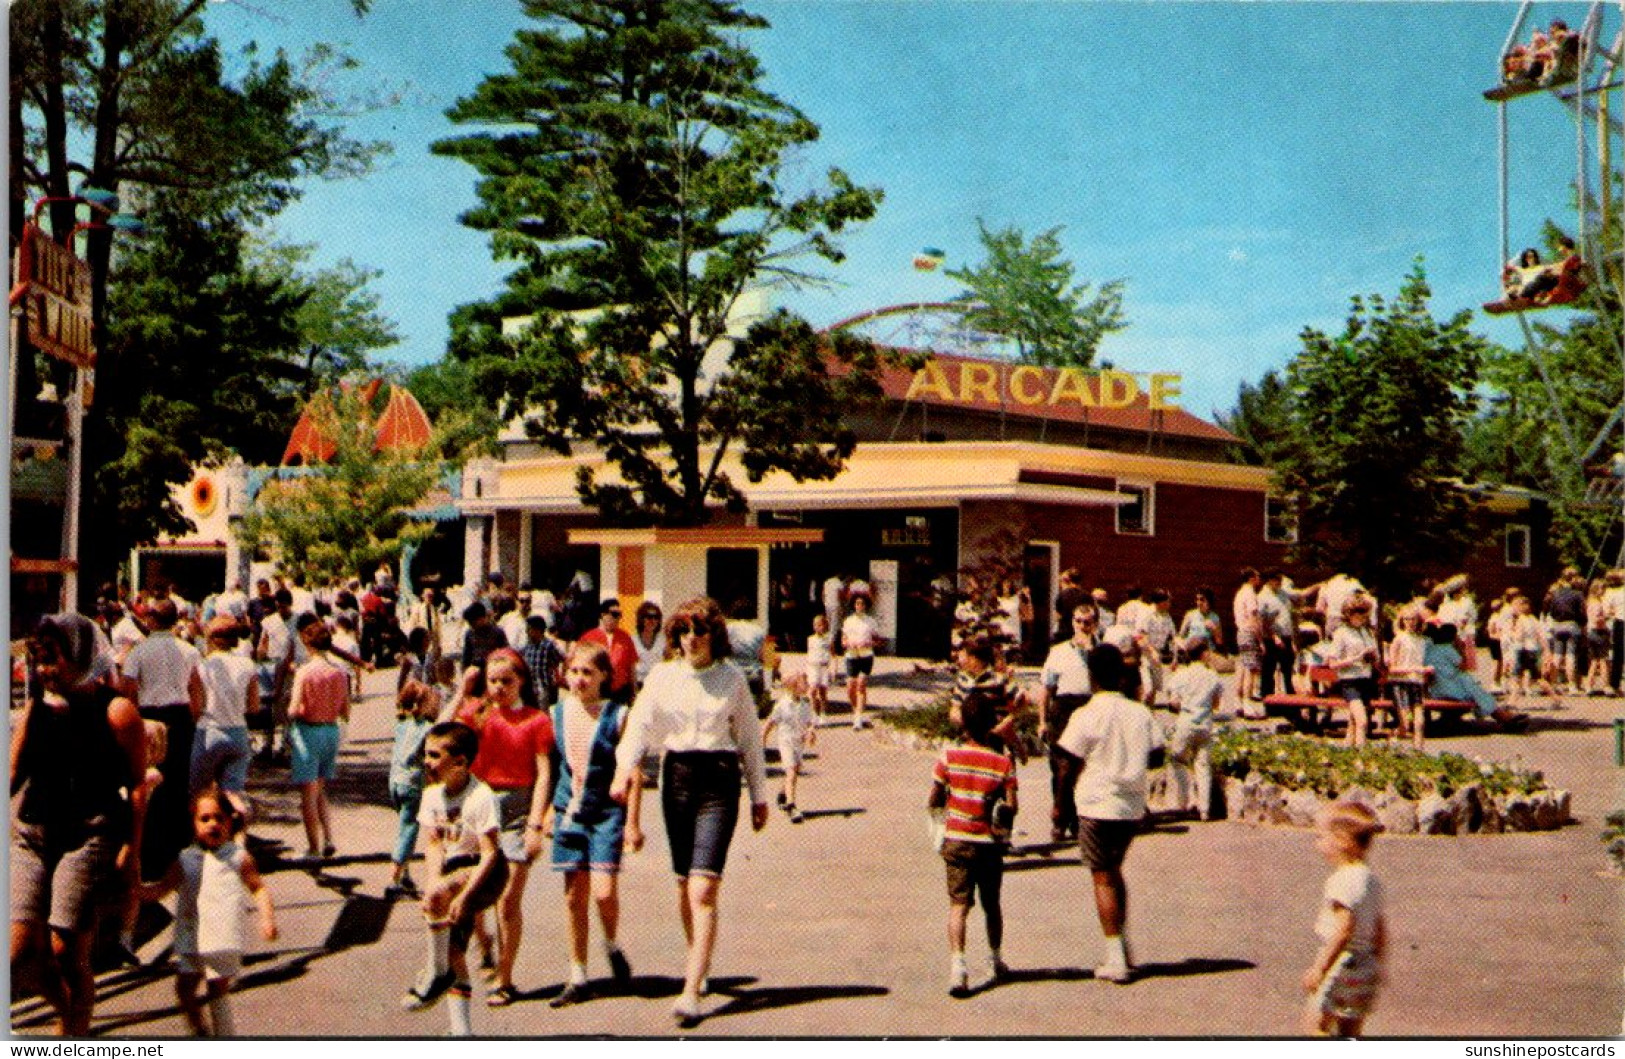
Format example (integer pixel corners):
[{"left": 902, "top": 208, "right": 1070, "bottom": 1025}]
[{"left": 929, "top": 692, "right": 1018, "bottom": 997}]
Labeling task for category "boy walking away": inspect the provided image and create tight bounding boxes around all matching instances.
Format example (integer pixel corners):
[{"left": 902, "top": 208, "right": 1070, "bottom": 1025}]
[
  {"left": 1165, "top": 638, "right": 1222, "bottom": 820},
  {"left": 763, "top": 670, "right": 816, "bottom": 823},
  {"left": 1302, "top": 801, "right": 1387, "bottom": 1038},
  {"left": 929, "top": 691, "right": 1017, "bottom": 998},
  {"left": 1055, "top": 643, "right": 1164, "bottom": 985},
  {"left": 402, "top": 722, "right": 510, "bottom": 1036}
]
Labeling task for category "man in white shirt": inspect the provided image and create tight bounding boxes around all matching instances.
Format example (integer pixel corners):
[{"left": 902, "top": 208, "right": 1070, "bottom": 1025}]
[
  {"left": 110, "top": 605, "right": 147, "bottom": 669},
  {"left": 1056, "top": 642, "right": 1164, "bottom": 985},
  {"left": 1257, "top": 570, "right": 1297, "bottom": 698},
  {"left": 119, "top": 598, "right": 204, "bottom": 879},
  {"left": 255, "top": 589, "right": 297, "bottom": 758},
  {"left": 1039, "top": 603, "right": 1098, "bottom": 842}
]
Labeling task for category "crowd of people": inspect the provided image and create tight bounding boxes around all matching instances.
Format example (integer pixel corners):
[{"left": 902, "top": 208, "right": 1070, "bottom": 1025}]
[{"left": 11, "top": 551, "right": 1619, "bottom": 1038}]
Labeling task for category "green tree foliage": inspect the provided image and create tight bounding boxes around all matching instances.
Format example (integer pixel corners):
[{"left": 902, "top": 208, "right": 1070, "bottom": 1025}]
[
  {"left": 237, "top": 387, "right": 455, "bottom": 587},
  {"left": 1271, "top": 262, "right": 1487, "bottom": 599},
  {"left": 432, "top": 0, "right": 907, "bottom": 526},
  {"left": 246, "top": 239, "right": 401, "bottom": 393},
  {"left": 88, "top": 199, "right": 402, "bottom": 563},
  {"left": 1218, "top": 368, "right": 1294, "bottom": 467},
  {"left": 10, "top": 0, "right": 387, "bottom": 595},
  {"left": 1462, "top": 220, "right": 1624, "bottom": 567},
  {"left": 944, "top": 219, "right": 1126, "bottom": 368}
]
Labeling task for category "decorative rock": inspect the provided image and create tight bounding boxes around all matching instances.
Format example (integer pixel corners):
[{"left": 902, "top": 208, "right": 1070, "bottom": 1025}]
[
  {"left": 1285, "top": 788, "right": 1322, "bottom": 828},
  {"left": 1339, "top": 785, "right": 1379, "bottom": 811},
  {"left": 1501, "top": 794, "right": 1536, "bottom": 832},
  {"left": 1374, "top": 792, "right": 1418, "bottom": 835},
  {"left": 1479, "top": 795, "right": 1504, "bottom": 834},
  {"left": 1444, "top": 785, "right": 1483, "bottom": 833},
  {"left": 1260, "top": 781, "right": 1291, "bottom": 825},
  {"left": 1533, "top": 790, "right": 1571, "bottom": 830},
  {"left": 1417, "top": 793, "right": 1456, "bottom": 835}
]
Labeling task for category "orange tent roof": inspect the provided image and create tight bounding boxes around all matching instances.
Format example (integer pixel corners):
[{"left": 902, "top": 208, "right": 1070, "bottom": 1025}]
[
  {"left": 281, "top": 392, "right": 339, "bottom": 465},
  {"left": 279, "top": 381, "right": 433, "bottom": 465},
  {"left": 373, "top": 385, "right": 434, "bottom": 454}
]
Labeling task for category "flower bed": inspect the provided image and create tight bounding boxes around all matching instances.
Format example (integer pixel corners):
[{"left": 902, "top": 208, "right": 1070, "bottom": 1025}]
[{"left": 1212, "top": 729, "right": 1570, "bottom": 834}]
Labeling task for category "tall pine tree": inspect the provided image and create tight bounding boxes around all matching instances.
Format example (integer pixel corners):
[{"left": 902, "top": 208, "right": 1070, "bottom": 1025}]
[{"left": 433, "top": 0, "right": 905, "bottom": 526}]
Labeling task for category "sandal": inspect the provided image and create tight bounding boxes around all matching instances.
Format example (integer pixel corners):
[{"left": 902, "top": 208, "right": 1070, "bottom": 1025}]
[{"left": 486, "top": 984, "right": 520, "bottom": 1007}]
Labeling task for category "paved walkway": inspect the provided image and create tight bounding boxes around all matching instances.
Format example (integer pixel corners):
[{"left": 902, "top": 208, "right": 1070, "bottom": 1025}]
[{"left": 14, "top": 659, "right": 1623, "bottom": 1037}]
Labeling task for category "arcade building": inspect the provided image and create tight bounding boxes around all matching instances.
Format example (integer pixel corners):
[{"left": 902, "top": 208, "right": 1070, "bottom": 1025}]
[{"left": 454, "top": 351, "right": 1558, "bottom": 659}]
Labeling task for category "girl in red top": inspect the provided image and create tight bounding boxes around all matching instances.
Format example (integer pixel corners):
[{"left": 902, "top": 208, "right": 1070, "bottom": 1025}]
[{"left": 454, "top": 648, "right": 555, "bottom": 1006}]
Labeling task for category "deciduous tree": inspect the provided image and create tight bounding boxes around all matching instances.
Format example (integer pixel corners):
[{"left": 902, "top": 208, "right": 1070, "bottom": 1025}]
[
  {"left": 1271, "top": 261, "right": 1487, "bottom": 599},
  {"left": 944, "top": 219, "right": 1126, "bottom": 368}
]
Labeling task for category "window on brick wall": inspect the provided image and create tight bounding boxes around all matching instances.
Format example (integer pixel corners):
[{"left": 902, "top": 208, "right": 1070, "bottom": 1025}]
[
  {"left": 1265, "top": 495, "right": 1298, "bottom": 543},
  {"left": 1115, "top": 482, "right": 1154, "bottom": 536},
  {"left": 1505, "top": 524, "right": 1531, "bottom": 568}
]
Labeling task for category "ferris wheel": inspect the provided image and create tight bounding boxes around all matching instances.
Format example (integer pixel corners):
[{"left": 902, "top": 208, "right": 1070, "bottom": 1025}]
[
  {"left": 819, "top": 301, "right": 1022, "bottom": 360},
  {"left": 1485, "top": 2, "right": 1625, "bottom": 527}
]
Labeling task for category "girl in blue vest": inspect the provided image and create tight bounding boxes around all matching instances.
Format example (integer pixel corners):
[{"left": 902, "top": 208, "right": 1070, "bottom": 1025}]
[{"left": 547, "top": 641, "right": 644, "bottom": 1007}]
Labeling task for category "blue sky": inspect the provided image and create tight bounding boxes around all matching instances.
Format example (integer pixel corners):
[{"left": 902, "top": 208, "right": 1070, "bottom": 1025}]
[{"left": 208, "top": 1, "right": 1614, "bottom": 420}]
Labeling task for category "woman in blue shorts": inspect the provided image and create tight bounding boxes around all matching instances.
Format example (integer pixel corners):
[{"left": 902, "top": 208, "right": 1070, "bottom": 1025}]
[
  {"left": 547, "top": 642, "right": 644, "bottom": 1007},
  {"left": 611, "top": 597, "right": 770, "bottom": 1028}
]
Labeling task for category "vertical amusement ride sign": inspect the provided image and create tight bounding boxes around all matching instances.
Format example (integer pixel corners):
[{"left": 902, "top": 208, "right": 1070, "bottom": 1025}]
[{"left": 17, "top": 223, "right": 95, "bottom": 367}]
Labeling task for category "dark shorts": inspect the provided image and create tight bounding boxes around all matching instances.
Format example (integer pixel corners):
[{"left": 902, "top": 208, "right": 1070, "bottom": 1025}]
[
  {"left": 661, "top": 752, "right": 741, "bottom": 879},
  {"left": 1078, "top": 816, "right": 1140, "bottom": 871},
  {"left": 10, "top": 823, "right": 119, "bottom": 934},
  {"left": 1513, "top": 650, "right": 1541, "bottom": 678},
  {"left": 844, "top": 655, "right": 874, "bottom": 679},
  {"left": 551, "top": 809, "right": 628, "bottom": 874},
  {"left": 941, "top": 838, "right": 1004, "bottom": 908},
  {"left": 440, "top": 853, "right": 510, "bottom": 950}
]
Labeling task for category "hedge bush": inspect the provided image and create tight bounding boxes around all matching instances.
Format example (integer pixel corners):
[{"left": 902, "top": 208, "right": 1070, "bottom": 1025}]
[
  {"left": 1211, "top": 728, "right": 1549, "bottom": 801},
  {"left": 1604, "top": 811, "right": 1625, "bottom": 875},
  {"left": 884, "top": 688, "right": 1041, "bottom": 754}
]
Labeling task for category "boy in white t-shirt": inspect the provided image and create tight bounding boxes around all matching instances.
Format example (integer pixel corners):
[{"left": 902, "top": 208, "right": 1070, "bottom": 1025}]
[
  {"left": 763, "top": 671, "right": 816, "bottom": 823},
  {"left": 401, "top": 722, "right": 510, "bottom": 1036},
  {"left": 1302, "top": 801, "right": 1387, "bottom": 1037}
]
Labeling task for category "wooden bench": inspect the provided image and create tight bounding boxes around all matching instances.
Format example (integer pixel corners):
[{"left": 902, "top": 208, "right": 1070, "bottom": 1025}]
[{"left": 1261, "top": 690, "right": 1477, "bottom": 736}]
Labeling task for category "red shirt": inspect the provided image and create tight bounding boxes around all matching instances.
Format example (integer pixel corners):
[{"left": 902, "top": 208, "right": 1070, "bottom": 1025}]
[
  {"left": 933, "top": 743, "right": 1016, "bottom": 843},
  {"left": 457, "top": 700, "right": 555, "bottom": 791},
  {"left": 581, "top": 626, "right": 638, "bottom": 695}
]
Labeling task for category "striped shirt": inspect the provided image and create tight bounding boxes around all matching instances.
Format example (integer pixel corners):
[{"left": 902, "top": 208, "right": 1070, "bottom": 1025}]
[{"left": 932, "top": 744, "right": 1016, "bottom": 844}]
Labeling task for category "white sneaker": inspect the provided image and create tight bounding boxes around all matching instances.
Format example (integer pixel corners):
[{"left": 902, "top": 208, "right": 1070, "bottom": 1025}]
[
  {"left": 1094, "top": 961, "right": 1133, "bottom": 984},
  {"left": 948, "top": 965, "right": 970, "bottom": 997}
]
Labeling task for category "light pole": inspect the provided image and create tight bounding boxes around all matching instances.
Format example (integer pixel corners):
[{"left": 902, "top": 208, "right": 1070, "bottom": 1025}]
[{"left": 8, "top": 188, "right": 142, "bottom": 612}]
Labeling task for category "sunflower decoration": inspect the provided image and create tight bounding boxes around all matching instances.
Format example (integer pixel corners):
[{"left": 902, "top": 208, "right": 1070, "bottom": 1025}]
[{"left": 191, "top": 475, "right": 217, "bottom": 519}]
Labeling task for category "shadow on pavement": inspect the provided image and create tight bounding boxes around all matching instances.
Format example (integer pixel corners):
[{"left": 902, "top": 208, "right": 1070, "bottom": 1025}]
[
  {"left": 963, "top": 965, "right": 1094, "bottom": 996},
  {"left": 705, "top": 981, "right": 889, "bottom": 1020},
  {"left": 1132, "top": 956, "right": 1255, "bottom": 980},
  {"left": 797, "top": 807, "right": 866, "bottom": 821}
]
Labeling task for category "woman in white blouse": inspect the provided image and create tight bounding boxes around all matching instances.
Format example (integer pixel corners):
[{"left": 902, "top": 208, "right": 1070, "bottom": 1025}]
[{"left": 611, "top": 597, "right": 768, "bottom": 1028}]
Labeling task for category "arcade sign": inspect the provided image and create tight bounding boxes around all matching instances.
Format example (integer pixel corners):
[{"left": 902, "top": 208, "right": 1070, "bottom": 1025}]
[{"left": 905, "top": 359, "right": 1183, "bottom": 411}]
